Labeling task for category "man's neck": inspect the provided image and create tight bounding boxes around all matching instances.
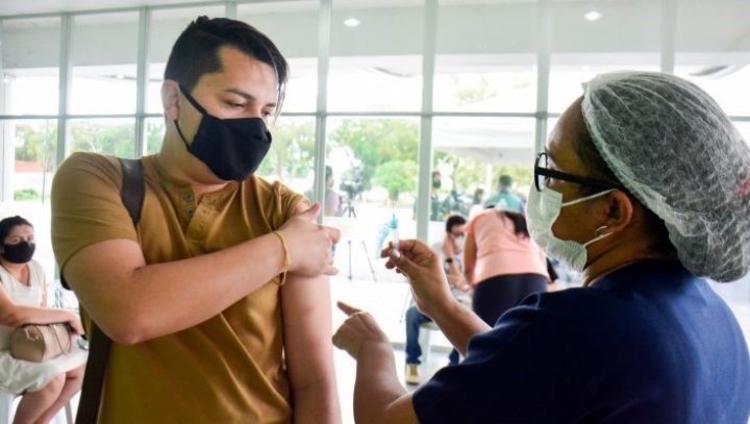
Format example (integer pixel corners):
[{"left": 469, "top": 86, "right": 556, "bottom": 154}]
[{"left": 156, "top": 133, "right": 231, "bottom": 201}]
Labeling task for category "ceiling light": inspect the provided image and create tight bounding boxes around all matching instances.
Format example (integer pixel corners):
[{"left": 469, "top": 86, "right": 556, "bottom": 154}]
[
  {"left": 584, "top": 10, "right": 602, "bottom": 21},
  {"left": 344, "top": 18, "right": 360, "bottom": 28}
]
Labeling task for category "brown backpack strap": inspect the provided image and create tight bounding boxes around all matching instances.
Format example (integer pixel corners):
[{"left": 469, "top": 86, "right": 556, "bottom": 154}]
[
  {"left": 118, "top": 158, "right": 145, "bottom": 226},
  {"left": 75, "top": 324, "right": 111, "bottom": 424},
  {"left": 76, "top": 158, "right": 144, "bottom": 424}
]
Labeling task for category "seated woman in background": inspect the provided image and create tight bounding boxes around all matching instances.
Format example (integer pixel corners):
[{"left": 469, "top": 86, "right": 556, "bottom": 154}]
[
  {"left": 0, "top": 216, "right": 87, "bottom": 424},
  {"left": 333, "top": 71, "right": 750, "bottom": 423},
  {"left": 463, "top": 208, "right": 550, "bottom": 326}
]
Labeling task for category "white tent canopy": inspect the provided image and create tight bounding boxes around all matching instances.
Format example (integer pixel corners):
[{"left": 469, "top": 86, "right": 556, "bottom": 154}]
[{"left": 432, "top": 117, "right": 536, "bottom": 165}]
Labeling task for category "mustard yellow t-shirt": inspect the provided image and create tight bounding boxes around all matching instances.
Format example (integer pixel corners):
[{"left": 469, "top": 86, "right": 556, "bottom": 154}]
[{"left": 52, "top": 152, "right": 304, "bottom": 423}]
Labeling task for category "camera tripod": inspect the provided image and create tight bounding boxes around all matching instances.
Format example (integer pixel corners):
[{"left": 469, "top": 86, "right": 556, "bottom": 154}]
[
  {"left": 340, "top": 196, "right": 356, "bottom": 218},
  {"left": 340, "top": 197, "right": 378, "bottom": 282}
]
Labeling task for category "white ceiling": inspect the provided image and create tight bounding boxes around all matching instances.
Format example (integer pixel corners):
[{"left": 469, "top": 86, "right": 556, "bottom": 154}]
[
  {"left": 0, "top": 0, "right": 210, "bottom": 17},
  {"left": 0, "top": 0, "right": 588, "bottom": 18}
]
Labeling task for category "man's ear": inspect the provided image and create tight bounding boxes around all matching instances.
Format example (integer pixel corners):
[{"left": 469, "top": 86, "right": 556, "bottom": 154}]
[
  {"left": 603, "top": 190, "right": 634, "bottom": 234},
  {"left": 161, "top": 80, "right": 180, "bottom": 122}
]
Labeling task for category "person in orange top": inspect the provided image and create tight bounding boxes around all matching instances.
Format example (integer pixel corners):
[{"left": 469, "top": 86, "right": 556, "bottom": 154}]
[{"left": 463, "top": 208, "right": 549, "bottom": 326}]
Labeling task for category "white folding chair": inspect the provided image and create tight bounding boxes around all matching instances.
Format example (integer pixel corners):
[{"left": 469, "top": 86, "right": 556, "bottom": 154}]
[
  {"left": 417, "top": 321, "right": 442, "bottom": 363},
  {"left": 0, "top": 391, "right": 73, "bottom": 424},
  {"left": 0, "top": 392, "right": 17, "bottom": 424}
]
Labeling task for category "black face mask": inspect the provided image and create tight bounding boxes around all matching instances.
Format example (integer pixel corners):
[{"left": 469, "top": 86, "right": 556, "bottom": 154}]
[
  {"left": 2, "top": 241, "right": 35, "bottom": 264},
  {"left": 174, "top": 85, "right": 272, "bottom": 182},
  {"left": 432, "top": 180, "right": 442, "bottom": 190}
]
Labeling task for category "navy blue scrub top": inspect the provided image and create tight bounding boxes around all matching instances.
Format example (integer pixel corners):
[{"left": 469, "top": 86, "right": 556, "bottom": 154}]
[{"left": 413, "top": 261, "right": 750, "bottom": 423}]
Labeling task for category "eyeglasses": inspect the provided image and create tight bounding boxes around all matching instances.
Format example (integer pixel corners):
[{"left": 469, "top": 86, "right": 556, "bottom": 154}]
[{"left": 534, "top": 152, "right": 626, "bottom": 192}]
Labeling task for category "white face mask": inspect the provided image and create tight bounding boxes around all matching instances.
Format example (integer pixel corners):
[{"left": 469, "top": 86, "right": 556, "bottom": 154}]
[{"left": 526, "top": 184, "right": 615, "bottom": 272}]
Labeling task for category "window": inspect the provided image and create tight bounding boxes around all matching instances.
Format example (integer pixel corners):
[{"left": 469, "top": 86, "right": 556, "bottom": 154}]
[
  {"left": 239, "top": 1, "right": 319, "bottom": 113},
  {"left": 68, "top": 118, "right": 136, "bottom": 158},
  {"left": 435, "top": 0, "right": 538, "bottom": 113},
  {"left": 0, "top": 119, "right": 58, "bottom": 279},
  {"left": 430, "top": 116, "right": 535, "bottom": 241},
  {"left": 674, "top": 0, "right": 750, "bottom": 117},
  {"left": 324, "top": 1, "right": 425, "bottom": 284},
  {"left": 1, "top": 18, "right": 61, "bottom": 115},
  {"left": 735, "top": 121, "right": 750, "bottom": 145},
  {"left": 0, "top": 0, "right": 748, "bottom": 337},
  {"left": 1, "top": 119, "right": 58, "bottom": 202},
  {"left": 325, "top": 116, "right": 420, "bottom": 281},
  {"left": 147, "top": 6, "right": 226, "bottom": 114},
  {"left": 144, "top": 117, "right": 166, "bottom": 155},
  {"left": 256, "top": 116, "right": 316, "bottom": 192},
  {"left": 328, "top": 1, "right": 424, "bottom": 112},
  {"left": 549, "top": 0, "right": 661, "bottom": 113},
  {"left": 70, "top": 12, "right": 139, "bottom": 115}
]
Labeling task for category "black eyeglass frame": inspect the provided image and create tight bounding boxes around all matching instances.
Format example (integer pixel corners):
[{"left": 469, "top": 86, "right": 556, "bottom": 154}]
[{"left": 533, "top": 152, "right": 627, "bottom": 192}]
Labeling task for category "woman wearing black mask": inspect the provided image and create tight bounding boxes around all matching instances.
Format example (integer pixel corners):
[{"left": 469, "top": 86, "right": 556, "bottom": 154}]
[{"left": 0, "top": 216, "right": 87, "bottom": 424}]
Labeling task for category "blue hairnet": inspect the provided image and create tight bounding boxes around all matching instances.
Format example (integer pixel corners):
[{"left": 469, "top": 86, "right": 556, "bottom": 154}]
[{"left": 582, "top": 71, "right": 750, "bottom": 282}]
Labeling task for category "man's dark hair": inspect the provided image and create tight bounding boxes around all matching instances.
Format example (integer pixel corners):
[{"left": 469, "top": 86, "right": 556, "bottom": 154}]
[
  {"left": 164, "top": 16, "right": 288, "bottom": 111},
  {"left": 0, "top": 216, "right": 32, "bottom": 242},
  {"left": 445, "top": 214, "right": 467, "bottom": 233}
]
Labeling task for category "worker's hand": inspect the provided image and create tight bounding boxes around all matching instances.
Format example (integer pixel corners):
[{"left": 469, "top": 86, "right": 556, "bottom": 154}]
[
  {"left": 333, "top": 302, "right": 390, "bottom": 359},
  {"left": 278, "top": 203, "right": 340, "bottom": 277},
  {"left": 381, "top": 239, "right": 454, "bottom": 318}
]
